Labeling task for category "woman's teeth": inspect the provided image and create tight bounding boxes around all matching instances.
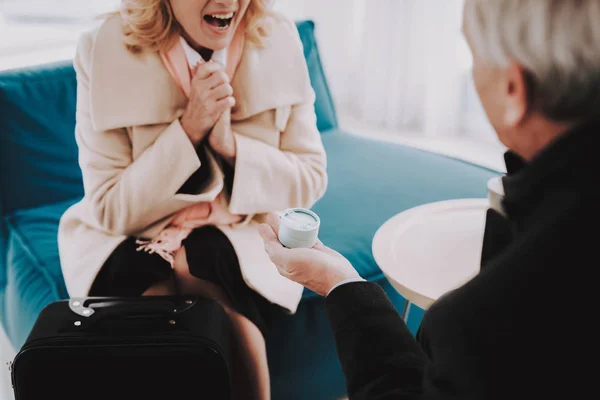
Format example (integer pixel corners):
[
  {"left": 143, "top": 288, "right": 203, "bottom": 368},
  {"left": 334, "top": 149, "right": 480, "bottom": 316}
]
[
  {"left": 204, "top": 12, "right": 235, "bottom": 30},
  {"left": 211, "top": 12, "right": 234, "bottom": 20}
]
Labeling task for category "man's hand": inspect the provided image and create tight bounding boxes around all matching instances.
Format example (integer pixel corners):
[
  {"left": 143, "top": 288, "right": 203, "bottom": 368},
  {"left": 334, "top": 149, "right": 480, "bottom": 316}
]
[{"left": 258, "top": 213, "right": 361, "bottom": 296}]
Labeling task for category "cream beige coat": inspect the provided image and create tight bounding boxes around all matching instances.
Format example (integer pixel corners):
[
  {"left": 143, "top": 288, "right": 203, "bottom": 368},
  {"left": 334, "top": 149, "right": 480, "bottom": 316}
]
[{"left": 58, "top": 14, "right": 327, "bottom": 314}]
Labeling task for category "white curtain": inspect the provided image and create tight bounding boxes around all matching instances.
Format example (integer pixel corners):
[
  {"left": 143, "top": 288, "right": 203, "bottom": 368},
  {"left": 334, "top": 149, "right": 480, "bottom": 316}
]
[
  {"left": 353, "top": 0, "right": 430, "bottom": 131},
  {"left": 274, "top": 0, "right": 493, "bottom": 140}
]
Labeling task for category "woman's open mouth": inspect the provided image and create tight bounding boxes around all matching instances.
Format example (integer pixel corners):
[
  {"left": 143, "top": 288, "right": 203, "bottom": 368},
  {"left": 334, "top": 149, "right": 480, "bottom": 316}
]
[{"left": 203, "top": 12, "right": 235, "bottom": 31}]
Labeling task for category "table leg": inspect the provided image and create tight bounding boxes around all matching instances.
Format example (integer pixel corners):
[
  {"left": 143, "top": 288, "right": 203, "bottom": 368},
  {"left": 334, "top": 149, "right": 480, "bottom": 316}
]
[{"left": 401, "top": 300, "right": 412, "bottom": 322}]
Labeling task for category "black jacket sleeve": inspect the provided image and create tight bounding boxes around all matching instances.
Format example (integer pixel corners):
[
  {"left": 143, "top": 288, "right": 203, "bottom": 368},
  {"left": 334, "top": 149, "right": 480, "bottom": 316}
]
[{"left": 326, "top": 282, "right": 429, "bottom": 400}]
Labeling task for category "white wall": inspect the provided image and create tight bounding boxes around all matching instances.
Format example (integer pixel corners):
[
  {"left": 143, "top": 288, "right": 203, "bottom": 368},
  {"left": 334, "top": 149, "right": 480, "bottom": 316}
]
[
  {"left": 274, "top": 0, "right": 502, "bottom": 148},
  {"left": 1, "top": 326, "right": 15, "bottom": 400}
]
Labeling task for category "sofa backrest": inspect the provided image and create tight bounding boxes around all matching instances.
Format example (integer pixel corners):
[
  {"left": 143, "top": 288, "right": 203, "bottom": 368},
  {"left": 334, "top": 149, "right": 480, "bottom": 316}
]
[
  {"left": 0, "top": 19, "right": 337, "bottom": 288},
  {"left": 0, "top": 63, "right": 82, "bottom": 292},
  {"left": 0, "top": 63, "right": 83, "bottom": 215},
  {"left": 297, "top": 21, "right": 338, "bottom": 133}
]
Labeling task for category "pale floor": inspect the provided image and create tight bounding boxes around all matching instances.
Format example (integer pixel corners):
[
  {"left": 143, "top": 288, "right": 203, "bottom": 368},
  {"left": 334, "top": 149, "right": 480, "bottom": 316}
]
[{"left": 1, "top": 325, "right": 13, "bottom": 400}]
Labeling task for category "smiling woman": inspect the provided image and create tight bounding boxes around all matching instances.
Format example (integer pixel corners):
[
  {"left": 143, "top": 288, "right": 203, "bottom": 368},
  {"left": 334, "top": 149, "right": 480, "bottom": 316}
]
[
  {"left": 119, "top": 0, "right": 271, "bottom": 53},
  {"left": 56, "top": 0, "right": 327, "bottom": 399}
]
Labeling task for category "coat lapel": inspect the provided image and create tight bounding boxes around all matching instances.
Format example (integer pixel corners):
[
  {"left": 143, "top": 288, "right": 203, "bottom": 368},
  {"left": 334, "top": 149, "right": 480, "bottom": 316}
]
[
  {"left": 89, "top": 16, "right": 187, "bottom": 132},
  {"left": 89, "top": 15, "right": 312, "bottom": 131},
  {"left": 230, "top": 18, "right": 313, "bottom": 122}
]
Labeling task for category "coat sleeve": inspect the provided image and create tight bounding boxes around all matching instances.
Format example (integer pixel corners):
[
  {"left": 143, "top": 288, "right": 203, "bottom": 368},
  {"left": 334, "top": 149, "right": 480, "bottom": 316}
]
[
  {"left": 228, "top": 101, "right": 327, "bottom": 214},
  {"left": 74, "top": 33, "right": 223, "bottom": 236},
  {"left": 226, "top": 24, "right": 327, "bottom": 215},
  {"left": 326, "top": 282, "right": 430, "bottom": 400}
]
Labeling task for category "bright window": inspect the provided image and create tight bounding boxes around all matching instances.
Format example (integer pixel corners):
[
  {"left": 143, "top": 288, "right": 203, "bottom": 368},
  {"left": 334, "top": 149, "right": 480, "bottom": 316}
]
[{"left": 0, "top": 0, "right": 120, "bottom": 70}]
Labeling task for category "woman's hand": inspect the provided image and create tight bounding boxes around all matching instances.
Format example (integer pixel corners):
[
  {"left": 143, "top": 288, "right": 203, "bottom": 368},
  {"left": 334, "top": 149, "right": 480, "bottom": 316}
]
[
  {"left": 258, "top": 213, "right": 361, "bottom": 296},
  {"left": 180, "top": 62, "right": 235, "bottom": 146},
  {"left": 209, "top": 108, "right": 237, "bottom": 165}
]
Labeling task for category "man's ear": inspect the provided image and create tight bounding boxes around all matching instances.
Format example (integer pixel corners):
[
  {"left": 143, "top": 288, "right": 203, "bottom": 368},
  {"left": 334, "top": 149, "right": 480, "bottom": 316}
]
[{"left": 503, "top": 61, "right": 530, "bottom": 127}]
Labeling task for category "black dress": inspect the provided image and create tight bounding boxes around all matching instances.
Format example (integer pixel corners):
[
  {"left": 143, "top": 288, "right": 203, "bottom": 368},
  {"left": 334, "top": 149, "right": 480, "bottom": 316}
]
[{"left": 89, "top": 144, "right": 275, "bottom": 336}]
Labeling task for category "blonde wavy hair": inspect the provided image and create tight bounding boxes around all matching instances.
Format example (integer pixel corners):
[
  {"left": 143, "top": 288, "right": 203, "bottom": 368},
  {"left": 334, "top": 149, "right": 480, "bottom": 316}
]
[{"left": 117, "top": 0, "right": 272, "bottom": 53}]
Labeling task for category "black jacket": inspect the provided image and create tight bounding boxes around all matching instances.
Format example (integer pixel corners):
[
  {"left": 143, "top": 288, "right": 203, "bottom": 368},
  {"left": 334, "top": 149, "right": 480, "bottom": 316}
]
[{"left": 326, "top": 123, "right": 600, "bottom": 399}]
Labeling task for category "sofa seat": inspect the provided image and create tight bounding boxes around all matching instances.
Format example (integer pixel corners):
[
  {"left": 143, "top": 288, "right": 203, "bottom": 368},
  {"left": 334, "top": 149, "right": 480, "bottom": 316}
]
[{"left": 3, "top": 129, "right": 498, "bottom": 399}]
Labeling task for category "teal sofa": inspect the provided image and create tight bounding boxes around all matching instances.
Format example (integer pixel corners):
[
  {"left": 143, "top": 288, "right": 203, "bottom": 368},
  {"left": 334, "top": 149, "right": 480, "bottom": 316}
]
[{"left": 0, "top": 20, "right": 499, "bottom": 400}]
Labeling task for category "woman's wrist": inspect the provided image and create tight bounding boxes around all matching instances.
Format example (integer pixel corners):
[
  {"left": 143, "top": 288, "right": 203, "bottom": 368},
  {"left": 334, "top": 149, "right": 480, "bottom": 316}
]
[
  {"left": 208, "top": 111, "right": 236, "bottom": 161},
  {"left": 179, "top": 115, "right": 209, "bottom": 146}
]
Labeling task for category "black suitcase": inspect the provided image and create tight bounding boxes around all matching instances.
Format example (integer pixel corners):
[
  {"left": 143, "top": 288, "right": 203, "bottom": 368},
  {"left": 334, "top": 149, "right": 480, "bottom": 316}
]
[{"left": 10, "top": 296, "right": 233, "bottom": 400}]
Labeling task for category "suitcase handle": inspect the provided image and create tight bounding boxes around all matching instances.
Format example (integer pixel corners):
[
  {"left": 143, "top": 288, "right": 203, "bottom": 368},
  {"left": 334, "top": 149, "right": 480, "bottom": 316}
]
[{"left": 69, "top": 296, "right": 197, "bottom": 318}]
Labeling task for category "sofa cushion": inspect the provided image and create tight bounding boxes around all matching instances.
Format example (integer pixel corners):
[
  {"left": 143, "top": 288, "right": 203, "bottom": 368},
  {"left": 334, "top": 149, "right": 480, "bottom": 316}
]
[
  {"left": 309, "top": 131, "right": 500, "bottom": 298},
  {"left": 3, "top": 200, "right": 73, "bottom": 346}
]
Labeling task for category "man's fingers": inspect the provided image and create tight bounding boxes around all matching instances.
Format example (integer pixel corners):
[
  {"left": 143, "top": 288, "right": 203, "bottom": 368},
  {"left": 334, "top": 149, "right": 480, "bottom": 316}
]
[
  {"left": 312, "top": 238, "right": 342, "bottom": 257},
  {"left": 313, "top": 238, "right": 325, "bottom": 249},
  {"left": 260, "top": 220, "right": 335, "bottom": 260},
  {"left": 257, "top": 223, "right": 284, "bottom": 260},
  {"left": 258, "top": 223, "right": 294, "bottom": 270},
  {"left": 265, "top": 241, "right": 292, "bottom": 272},
  {"left": 266, "top": 212, "right": 281, "bottom": 235},
  {"left": 258, "top": 223, "right": 278, "bottom": 243}
]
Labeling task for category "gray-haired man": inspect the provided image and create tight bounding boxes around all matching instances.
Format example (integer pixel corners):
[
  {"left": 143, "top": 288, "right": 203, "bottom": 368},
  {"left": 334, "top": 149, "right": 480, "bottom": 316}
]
[{"left": 259, "top": 0, "right": 600, "bottom": 398}]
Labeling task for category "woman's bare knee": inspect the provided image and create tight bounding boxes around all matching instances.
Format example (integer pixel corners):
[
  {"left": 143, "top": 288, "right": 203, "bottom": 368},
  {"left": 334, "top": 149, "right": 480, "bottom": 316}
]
[
  {"left": 172, "top": 246, "right": 233, "bottom": 306},
  {"left": 142, "top": 278, "right": 177, "bottom": 296}
]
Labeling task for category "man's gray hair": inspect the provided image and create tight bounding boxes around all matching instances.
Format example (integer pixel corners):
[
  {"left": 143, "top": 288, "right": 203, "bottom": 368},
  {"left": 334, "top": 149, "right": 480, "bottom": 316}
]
[{"left": 464, "top": 0, "right": 600, "bottom": 122}]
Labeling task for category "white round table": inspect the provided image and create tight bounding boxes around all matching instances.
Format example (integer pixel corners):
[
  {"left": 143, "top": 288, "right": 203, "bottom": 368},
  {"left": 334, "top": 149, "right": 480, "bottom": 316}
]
[{"left": 372, "top": 198, "right": 489, "bottom": 320}]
